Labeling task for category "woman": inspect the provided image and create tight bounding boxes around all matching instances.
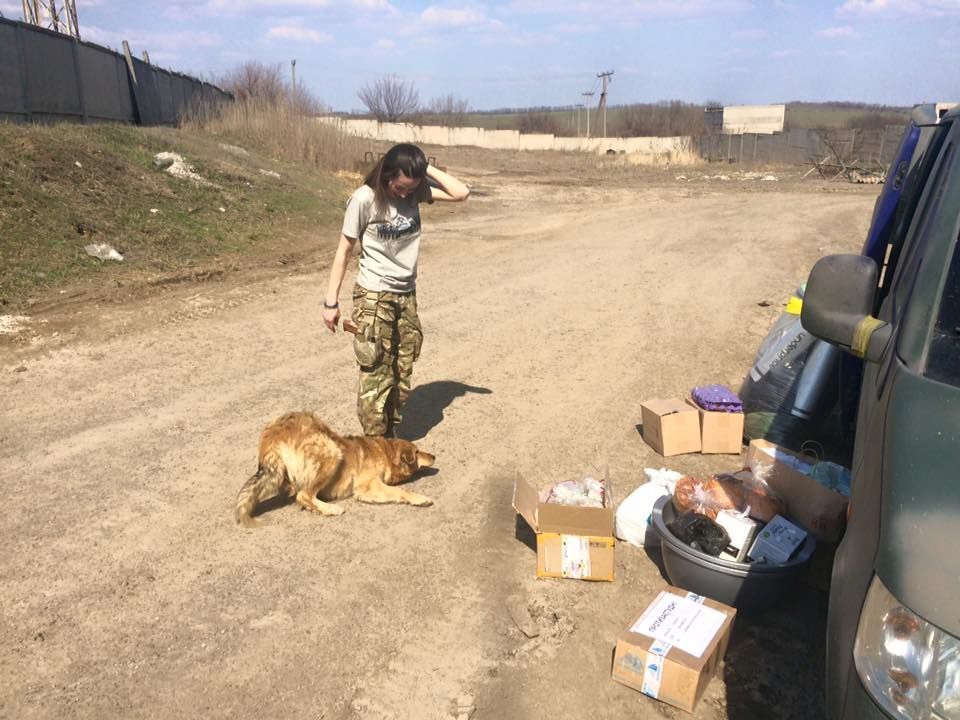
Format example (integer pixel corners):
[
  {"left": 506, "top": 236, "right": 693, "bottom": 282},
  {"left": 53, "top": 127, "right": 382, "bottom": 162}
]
[{"left": 322, "top": 143, "right": 470, "bottom": 437}]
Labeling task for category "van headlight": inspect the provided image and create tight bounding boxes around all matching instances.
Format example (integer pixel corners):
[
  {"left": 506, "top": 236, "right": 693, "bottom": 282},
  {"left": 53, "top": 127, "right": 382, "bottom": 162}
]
[{"left": 854, "top": 576, "right": 960, "bottom": 719}]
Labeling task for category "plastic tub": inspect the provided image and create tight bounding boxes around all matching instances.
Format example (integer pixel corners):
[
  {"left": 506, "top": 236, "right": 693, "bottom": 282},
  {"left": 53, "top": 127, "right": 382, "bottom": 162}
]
[{"left": 651, "top": 495, "right": 816, "bottom": 613}]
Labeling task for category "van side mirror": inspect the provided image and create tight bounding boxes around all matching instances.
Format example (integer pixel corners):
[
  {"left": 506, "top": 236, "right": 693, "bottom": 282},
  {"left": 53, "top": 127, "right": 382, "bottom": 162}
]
[{"left": 802, "top": 254, "right": 892, "bottom": 363}]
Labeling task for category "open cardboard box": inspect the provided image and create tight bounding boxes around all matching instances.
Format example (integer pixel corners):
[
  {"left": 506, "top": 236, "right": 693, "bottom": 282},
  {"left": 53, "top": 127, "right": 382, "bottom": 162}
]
[
  {"left": 512, "top": 475, "right": 615, "bottom": 581},
  {"left": 612, "top": 586, "right": 737, "bottom": 713},
  {"left": 745, "top": 438, "right": 848, "bottom": 543}
]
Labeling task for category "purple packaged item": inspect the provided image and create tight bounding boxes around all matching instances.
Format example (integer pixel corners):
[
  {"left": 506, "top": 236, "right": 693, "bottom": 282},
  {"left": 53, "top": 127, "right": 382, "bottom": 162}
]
[{"left": 692, "top": 384, "right": 743, "bottom": 413}]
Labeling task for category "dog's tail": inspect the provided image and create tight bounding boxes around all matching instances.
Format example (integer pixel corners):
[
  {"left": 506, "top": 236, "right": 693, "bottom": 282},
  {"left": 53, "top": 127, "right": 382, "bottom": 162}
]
[{"left": 234, "top": 465, "right": 282, "bottom": 527}]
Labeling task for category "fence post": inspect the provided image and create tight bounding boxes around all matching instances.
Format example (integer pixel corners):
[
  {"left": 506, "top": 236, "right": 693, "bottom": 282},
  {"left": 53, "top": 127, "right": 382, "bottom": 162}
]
[
  {"left": 70, "top": 35, "right": 88, "bottom": 123},
  {"left": 122, "top": 40, "right": 143, "bottom": 125},
  {"left": 13, "top": 23, "right": 32, "bottom": 122}
]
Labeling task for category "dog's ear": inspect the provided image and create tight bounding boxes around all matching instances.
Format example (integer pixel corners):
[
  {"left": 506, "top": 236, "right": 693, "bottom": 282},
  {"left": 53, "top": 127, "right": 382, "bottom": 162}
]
[{"left": 400, "top": 447, "right": 416, "bottom": 465}]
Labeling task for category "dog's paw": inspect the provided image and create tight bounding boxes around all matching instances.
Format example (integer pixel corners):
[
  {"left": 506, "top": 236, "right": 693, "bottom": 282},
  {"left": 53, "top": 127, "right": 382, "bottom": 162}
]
[
  {"left": 323, "top": 504, "right": 346, "bottom": 516},
  {"left": 409, "top": 494, "right": 433, "bottom": 507}
]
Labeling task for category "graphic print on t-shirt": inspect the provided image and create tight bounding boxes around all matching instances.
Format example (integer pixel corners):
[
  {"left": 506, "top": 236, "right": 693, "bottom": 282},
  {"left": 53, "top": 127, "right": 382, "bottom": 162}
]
[{"left": 377, "top": 213, "right": 420, "bottom": 241}]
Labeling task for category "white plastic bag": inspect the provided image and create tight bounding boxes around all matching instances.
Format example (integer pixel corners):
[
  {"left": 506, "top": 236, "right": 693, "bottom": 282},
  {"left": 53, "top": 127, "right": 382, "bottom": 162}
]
[{"left": 615, "top": 468, "right": 684, "bottom": 547}]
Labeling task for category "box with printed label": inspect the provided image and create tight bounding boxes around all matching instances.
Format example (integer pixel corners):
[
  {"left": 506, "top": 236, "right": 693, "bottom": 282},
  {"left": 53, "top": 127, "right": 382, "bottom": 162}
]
[
  {"left": 641, "top": 399, "right": 702, "bottom": 456},
  {"left": 685, "top": 398, "right": 745, "bottom": 454},
  {"left": 512, "top": 475, "right": 615, "bottom": 582},
  {"left": 611, "top": 586, "right": 737, "bottom": 712}
]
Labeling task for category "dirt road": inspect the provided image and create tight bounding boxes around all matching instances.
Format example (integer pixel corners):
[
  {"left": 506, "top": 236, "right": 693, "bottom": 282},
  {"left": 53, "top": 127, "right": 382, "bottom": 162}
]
[{"left": 1, "top": 153, "right": 878, "bottom": 720}]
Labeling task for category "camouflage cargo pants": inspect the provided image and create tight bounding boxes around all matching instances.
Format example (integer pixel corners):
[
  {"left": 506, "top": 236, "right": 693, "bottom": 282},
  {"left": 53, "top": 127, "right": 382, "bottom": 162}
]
[{"left": 351, "top": 283, "right": 423, "bottom": 436}]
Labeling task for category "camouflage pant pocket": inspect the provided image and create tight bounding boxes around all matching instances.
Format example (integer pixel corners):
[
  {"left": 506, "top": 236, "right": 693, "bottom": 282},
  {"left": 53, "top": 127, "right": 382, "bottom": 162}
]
[
  {"left": 352, "top": 324, "right": 383, "bottom": 368},
  {"left": 352, "top": 285, "right": 384, "bottom": 369}
]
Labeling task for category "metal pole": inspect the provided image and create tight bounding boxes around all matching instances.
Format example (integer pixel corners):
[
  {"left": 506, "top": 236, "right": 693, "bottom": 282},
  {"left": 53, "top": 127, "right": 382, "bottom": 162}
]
[{"left": 581, "top": 92, "right": 594, "bottom": 139}]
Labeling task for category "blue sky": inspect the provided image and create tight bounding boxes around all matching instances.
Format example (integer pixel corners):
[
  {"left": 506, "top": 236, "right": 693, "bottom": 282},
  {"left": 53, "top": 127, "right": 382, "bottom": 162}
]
[{"left": 4, "top": 0, "right": 958, "bottom": 111}]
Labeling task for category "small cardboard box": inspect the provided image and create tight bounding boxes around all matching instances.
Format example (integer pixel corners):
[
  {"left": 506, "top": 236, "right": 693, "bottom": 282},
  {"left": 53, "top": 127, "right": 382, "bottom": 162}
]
[
  {"left": 512, "top": 476, "right": 615, "bottom": 582},
  {"left": 686, "top": 398, "right": 744, "bottom": 454},
  {"left": 641, "top": 399, "right": 702, "bottom": 456},
  {"left": 612, "top": 587, "right": 737, "bottom": 713},
  {"left": 745, "top": 438, "right": 848, "bottom": 543}
]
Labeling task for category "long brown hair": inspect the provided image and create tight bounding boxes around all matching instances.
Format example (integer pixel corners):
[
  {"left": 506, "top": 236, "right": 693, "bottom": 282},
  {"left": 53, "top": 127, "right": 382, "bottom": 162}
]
[{"left": 363, "top": 143, "right": 429, "bottom": 215}]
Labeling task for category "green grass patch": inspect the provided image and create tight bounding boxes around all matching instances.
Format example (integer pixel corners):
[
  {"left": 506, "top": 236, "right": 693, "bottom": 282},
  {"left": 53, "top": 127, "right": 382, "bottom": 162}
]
[{"left": 0, "top": 122, "right": 351, "bottom": 308}]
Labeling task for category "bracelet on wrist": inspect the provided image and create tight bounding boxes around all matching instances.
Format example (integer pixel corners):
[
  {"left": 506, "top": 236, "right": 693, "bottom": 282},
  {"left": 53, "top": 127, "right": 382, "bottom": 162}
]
[{"left": 323, "top": 300, "right": 339, "bottom": 309}]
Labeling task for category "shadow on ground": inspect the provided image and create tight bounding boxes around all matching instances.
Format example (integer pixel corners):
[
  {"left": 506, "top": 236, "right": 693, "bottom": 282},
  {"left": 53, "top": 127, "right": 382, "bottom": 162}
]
[
  {"left": 398, "top": 380, "right": 492, "bottom": 440},
  {"left": 723, "top": 584, "right": 828, "bottom": 720}
]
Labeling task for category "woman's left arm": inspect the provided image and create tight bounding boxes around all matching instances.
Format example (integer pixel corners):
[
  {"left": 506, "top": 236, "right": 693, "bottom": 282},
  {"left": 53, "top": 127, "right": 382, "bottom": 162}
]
[{"left": 426, "top": 164, "right": 470, "bottom": 202}]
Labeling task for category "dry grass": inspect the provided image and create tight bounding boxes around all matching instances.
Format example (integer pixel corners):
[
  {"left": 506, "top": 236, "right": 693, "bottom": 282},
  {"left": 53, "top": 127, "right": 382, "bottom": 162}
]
[{"left": 182, "top": 97, "right": 367, "bottom": 172}]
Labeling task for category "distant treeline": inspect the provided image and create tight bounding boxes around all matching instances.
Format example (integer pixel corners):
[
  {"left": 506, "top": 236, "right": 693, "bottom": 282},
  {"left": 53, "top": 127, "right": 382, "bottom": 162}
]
[{"left": 451, "top": 101, "right": 913, "bottom": 137}]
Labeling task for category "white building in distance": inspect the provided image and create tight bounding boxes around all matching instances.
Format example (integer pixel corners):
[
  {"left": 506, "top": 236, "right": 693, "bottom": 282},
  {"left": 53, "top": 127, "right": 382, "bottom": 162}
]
[{"left": 704, "top": 104, "right": 786, "bottom": 134}]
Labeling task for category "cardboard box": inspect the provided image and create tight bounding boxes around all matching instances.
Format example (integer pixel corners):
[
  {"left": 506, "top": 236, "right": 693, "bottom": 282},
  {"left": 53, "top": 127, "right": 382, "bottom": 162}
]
[
  {"left": 536, "top": 533, "right": 615, "bottom": 581},
  {"left": 745, "top": 439, "right": 848, "bottom": 543},
  {"left": 641, "top": 399, "right": 701, "bottom": 456},
  {"left": 612, "top": 587, "right": 737, "bottom": 712},
  {"left": 686, "top": 398, "right": 744, "bottom": 454},
  {"left": 512, "top": 475, "right": 615, "bottom": 582},
  {"left": 748, "top": 514, "right": 808, "bottom": 563}
]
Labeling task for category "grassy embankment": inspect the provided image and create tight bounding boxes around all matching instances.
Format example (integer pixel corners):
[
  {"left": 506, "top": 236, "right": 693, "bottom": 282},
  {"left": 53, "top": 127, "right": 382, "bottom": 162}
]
[{"left": 0, "top": 100, "right": 367, "bottom": 311}]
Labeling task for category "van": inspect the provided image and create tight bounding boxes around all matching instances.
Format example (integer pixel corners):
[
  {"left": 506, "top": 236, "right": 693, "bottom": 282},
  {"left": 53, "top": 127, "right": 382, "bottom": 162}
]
[{"left": 802, "top": 104, "right": 960, "bottom": 719}]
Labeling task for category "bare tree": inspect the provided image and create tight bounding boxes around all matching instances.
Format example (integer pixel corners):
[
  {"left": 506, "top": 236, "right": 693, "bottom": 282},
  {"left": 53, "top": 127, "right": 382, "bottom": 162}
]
[
  {"left": 220, "top": 61, "right": 287, "bottom": 104},
  {"left": 616, "top": 101, "right": 704, "bottom": 138},
  {"left": 421, "top": 94, "right": 470, "bottom": 126},
  {"left": 519, "top": 111, "right": 561, "bottom": 135},
  {"left": 357, "top": 75, "right": 420, "bottom": 122}
]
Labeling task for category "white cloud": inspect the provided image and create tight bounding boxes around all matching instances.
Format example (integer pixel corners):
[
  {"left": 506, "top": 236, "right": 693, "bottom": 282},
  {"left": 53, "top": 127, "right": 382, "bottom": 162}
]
[
  {"left": 733, "top": 28, "right": 768, "bottom": 39},
  {"left": 267, "top": 25, "right": 333, "bottom": 43},
  {"left": 420, "top": 6, "right": 487, "bottom": 27},
  {"left": 164, "top": 0, "right": 404, "bottom": 20},
  {"left": 376, "top": 38, "right": 395, "bottom": 49},
  {"left": 818, "top": 25, "right": 857, "bottom": 37},
  {"left": 0, "top": 0, "right": 21, "bottom": 16},
  {"left": 722, "top": 46, "right": 760, "bottom": 58},
  {"left": 504, "top": 0, "right": 752, "bottom": 20},
  {"left": 351, "top": 0, "right": 395, "bottom": 8},
  {"left": 839, "top": 0, "right": 960, "bottom": 15},
  {"left": 771, "top": 48, "right": 797, "bottom": 57},
  {"left": 551, "top": 21, "right": 601, "bottom": 33},
  {"left": 83, "top": 24, "right": 223, "bottom": 52}
]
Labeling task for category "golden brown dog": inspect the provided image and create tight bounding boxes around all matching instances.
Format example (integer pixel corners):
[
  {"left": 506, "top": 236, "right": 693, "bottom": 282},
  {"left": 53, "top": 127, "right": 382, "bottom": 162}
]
[{"left": 234, "top": 411, "right": 436, "bottom": 527}]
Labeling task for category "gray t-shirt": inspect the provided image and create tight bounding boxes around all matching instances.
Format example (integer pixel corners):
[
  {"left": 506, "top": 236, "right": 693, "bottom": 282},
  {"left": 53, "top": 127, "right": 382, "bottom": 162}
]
[{"left": 342, "top": 184, "right": 432, "bottom": 293}]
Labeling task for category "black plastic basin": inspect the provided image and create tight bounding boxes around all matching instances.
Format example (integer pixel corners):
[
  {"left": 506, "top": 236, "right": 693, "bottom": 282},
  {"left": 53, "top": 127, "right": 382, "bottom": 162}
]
[{"left": 651, "top": 495, "right": 816, "bottom": 613}]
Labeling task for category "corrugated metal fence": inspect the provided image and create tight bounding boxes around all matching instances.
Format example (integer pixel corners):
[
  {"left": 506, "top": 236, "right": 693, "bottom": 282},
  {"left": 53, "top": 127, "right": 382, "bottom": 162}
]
[
  {"left": 699, "top": 125, "right": 905, "bottom": 167},
  {"left": 0, "top": 17, "right": 230, "bottom": 125}
]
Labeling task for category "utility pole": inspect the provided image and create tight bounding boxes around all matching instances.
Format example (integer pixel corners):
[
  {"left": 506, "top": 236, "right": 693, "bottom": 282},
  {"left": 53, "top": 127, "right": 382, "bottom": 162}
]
[
  {"left": 575, "top": 103, "right": 584, "bottom": 137},
  {"left": 581, "top": 91, "right": 594, "bottom": 138},
  {"left": 290, "top": 59, "right": 297, "bottom": 102},
  {"left": 21, "top": 0, "right": 80, "bottom": 38},
  {"left": 597, "top": 70, "right": 613, "bottom": 138}
]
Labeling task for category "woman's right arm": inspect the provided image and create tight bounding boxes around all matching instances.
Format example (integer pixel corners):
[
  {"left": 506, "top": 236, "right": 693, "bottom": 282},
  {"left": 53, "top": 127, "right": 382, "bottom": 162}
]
[{"left": 322, "top": 233, "right": 358, "bottom": 332}]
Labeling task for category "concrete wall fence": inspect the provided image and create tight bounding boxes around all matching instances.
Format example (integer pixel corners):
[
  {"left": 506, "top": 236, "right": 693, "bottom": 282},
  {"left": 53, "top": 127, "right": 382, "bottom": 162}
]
[
  {"left": 321, "top": 115, "right": 902, "bottom": 167},
  {"left": 318, "top": 116, "right": 696, "bottom": 162},
  {"left": 0, "top": 16, "right": 230, "bottom": 125},
  {"left": 699, "top": 125, "right": 903, "bottom": 166}
]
